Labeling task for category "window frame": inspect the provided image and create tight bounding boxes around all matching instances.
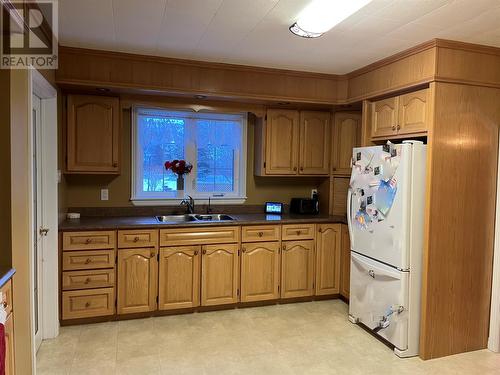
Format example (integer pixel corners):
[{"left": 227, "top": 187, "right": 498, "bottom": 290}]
[{"left": 130, "top": 106, "right": 247, "bottom": 206}]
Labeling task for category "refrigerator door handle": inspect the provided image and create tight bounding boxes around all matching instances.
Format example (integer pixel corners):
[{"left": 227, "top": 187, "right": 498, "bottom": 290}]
[{"left": 347, "top": 188, "right": 354, "bottom": 246}]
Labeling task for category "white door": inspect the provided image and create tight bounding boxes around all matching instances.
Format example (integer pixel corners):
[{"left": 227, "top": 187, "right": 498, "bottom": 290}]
[
  {"left": 348, "top": 143, "right": 412, "bottom": 269},
  {"left": 349, "top": 252, "right": 409, "bottom": 351},
  {"left": 32, "top": 94, "right": 44, "bottom": 351}
]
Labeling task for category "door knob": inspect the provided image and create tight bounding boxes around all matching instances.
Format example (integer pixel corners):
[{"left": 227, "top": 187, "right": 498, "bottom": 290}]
[{"left": 39, "top": 227, "right": 50, "bottom": 236}]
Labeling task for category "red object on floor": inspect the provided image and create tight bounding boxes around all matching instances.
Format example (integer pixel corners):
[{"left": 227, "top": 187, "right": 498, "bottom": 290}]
[{"left": 0, "top": 323, "right": 5, "bottom": 375}]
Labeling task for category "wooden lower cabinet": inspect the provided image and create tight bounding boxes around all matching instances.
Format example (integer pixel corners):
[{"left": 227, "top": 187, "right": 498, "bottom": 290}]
[
  {"left": 5, "top": 312, "right": 14, "bottom": 375},
  {"left": 201, "top": 244, "right": 239, "bottom": 306},
  {"left": 158, "top": 246, "right": 200, "bottom": 310},
  {"left": 281, "top": 240, "right": 315, "bottom": 298},
  {"left": 340, "top": 224, "right": 351, "bottom": 299},
  {"left": 315, "top": 224, "right": 341, "bottom": 296},
  {"left": 117, "top": 248, "right": 158, "bottom": 314},
  {"left": 240, "top": 242, "right": 280, "bottom": 302},
  {"left": 62, "top": 288, "right": 115, "bottom": 319}
]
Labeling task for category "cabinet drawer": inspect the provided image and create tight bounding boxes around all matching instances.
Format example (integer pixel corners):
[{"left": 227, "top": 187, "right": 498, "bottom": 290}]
[
  {"left": 242, "top": 225, "right": 280, "bottom": 242},
  {"left": 63, "top": 249, "right": 115, "bottom": 271},
  {"left": 118, "top": 229, "right": 158, "bottom": 248},
  {"left": 62, "top": 269, "right": 115, "bottom": 291},
  {"left": 282, "top": 224, "right": 316, "bottom": 240},
  {"left": 160, "top": 226, "right": 240, "bottom": 246},
  {"left": 0, "top": 279, "right": 12, "bottom": 316},
  {"left": 62, "top": 288, "right": 115, "bottom": 320},
  {"left": 63, "top": 231, "right": 115, "bottom": 251}
]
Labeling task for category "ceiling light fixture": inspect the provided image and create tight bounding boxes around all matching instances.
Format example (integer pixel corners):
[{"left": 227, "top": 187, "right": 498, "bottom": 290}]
[{"left": 290, "top": 0, "right": 372, "bottom": 38}]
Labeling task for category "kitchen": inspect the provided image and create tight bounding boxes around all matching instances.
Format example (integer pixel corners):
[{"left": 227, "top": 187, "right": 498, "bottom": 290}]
[{"left": 1, "top": 0, "right": 500, "bottom": 374}]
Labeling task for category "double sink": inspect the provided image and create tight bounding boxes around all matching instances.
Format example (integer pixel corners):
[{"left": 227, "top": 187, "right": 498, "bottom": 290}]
[{"left": 156, "top": 214, "right": 235, "bottom": 223}]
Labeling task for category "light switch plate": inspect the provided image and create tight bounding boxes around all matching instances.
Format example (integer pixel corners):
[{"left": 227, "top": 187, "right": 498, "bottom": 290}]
[{"left": 100, "top": 189, "right": 109, "bottom": 201}]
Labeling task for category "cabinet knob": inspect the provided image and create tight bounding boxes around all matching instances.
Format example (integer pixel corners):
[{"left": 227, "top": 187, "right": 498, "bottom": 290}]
[
  {"left": 282, "top": 245, "right": 286, "bottom": 251},
  {"left": 113, "top": 162, "right": 118, "bottom": 168},
  {"left": 85, "top": 302, "right": 91, "bottom": 308},
  {"left": 150, "top": 252, "right": 156, "bottom": 258},
  {"left": 133, "top": 236, "right": 140, "bottom": 242},
  {"left": 332, "top": 167, "right": 337, "bottom": 171},
  {"left": 84, "top": 278, "right": 91, "bottom": 284},
  {"left": 194, "top": 250, "right": 199, "bottom": 256},
  {"left": 202, "top": 249, "right": 207, "bottom": 255},
  {"left": 242, "top": 247, "right": 246, "bottom": 253},
  {"left": 258, "top": 232, "right": 263, "bottom": 237},
  {"left": 300, "top": 167, "right": 304, "bottom": 171},
  {"left": 391, "top": 125, "right": 396, "bottom": 131},
  {"left": 2, "top": 301, "right": 7, "bottom": 309},
  {"left": 293, "top": 166, "right": 297, "bottom": 171},
  {"left": 85, "top": 258, "right": 91, "bottom": 264},
  {"left": 85, "top": 238, "right": 92, "bottom": 244},
  {"left": 396, "top": 125, "right": 401, "bottom": 131},
  {"left": 296, "top": 230, "right": 301, "bottom": 235}
]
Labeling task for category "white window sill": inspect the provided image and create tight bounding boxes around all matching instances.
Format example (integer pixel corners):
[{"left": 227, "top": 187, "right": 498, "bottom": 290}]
[{"left": 130, "top": 197, "right": 247, "bottom": 206}]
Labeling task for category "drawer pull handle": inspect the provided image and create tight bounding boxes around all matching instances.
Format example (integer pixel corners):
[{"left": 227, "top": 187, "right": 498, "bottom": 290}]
[
  {"left": 84, "top": 278, "right": 91, "bottom": 284},
  {"left": 85, "top": 238, "right": 92, "bottom": 244},
  {"left": 85, "top": 258, "right": 92, "bottom": 264},
  {"left": 296, "top": 230, "right": 301, "bottom": 235},
  {"left": 133, "top": 237, "right": 140, "bottom": 242},
  {"left": 85, "top": 302, "right": 91, "bottom": 308},
  {"left": 258, "top": 232, "right": 263, "bottom": 237}
]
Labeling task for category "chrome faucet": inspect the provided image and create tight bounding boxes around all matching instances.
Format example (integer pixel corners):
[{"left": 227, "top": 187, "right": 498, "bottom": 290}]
[{"left": 180, "top": 195, "right": 195, "bottom": 214}]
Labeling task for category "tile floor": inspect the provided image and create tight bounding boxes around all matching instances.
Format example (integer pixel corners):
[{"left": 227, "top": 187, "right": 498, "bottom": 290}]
[{"left": 37, "top": 300, "right": 500, "bottom": 375}]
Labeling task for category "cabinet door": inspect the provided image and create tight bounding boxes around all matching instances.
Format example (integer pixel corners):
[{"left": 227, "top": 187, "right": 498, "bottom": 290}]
[
  {"left": 201, "top": 244, "right": 239, "bottom": 306},
  {"left": 371, "top": 96, "right": 398, "bottom": 138},
  {"left": 340, "top": 224, "right": 351, "bottom": 299},
  {"left": 5, "top": 313, "right": 14, "bottom": 375},
  {"left": 241, "top": 242, "right": 280, "bottom": 302},
  {"left": 158, "top": 246, "right": 200, "bottom": 310},
  {"left": 281, "top": 240, "right": 315, "bottom": 298},
  {"left": 398, "top": 88, "right": 428, "bottom": 135},
  {"left": 67, "top": 94, "right": 120, "bottom": 173},
  {"left": 299, "top": 111, "right": 330, "bottom": 175},
  {"left": 315, "top": 224, "right": 341, "bottom": 296},
  {"left": 332, "top": 112, "right": 361, "bottom": 175},
  {"left": 265, "top": 109, "right": 299, "bottom": 175},
  {"left": 117, "top": 248, "right": 157, "bottom": 314}
]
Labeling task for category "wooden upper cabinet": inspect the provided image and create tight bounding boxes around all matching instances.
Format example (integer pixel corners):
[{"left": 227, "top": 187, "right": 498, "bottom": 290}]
[
  {"left": 66, "top": 94, "right": 120, "bottom": 174},
  {"left": 315, "top": 224, "right": 341, "bottom": 296},
  {"left": 332, "top": 112, "right": 361, "bottom": 175},
  {"left": 201, "top": 244, "right": 239, "bottom": 306},
  {"left": 371, "top": 96, "right": 399, "bottom": 138},
  {"left": 265, "top": 109, "right": 299, "bottom": 175},
  {"left": 240, "top": 242, "right": 280, "bottom": 302},
  {"left": 117, "top": 248, "right": 158, "bottom": 314},
  {"left": 158, "top": 246, "right": 200, "bottom": 311},
  {"left": 340, "top": 224, "right": 351, "bottom": 299},
  {"left": 281, "top": 240, "right": 315, "bottom": 298},
  {"left": 299, "top": 111, "right": 330, "bottom": 175},
  {"left": 398, "top": 88, "right": 428, "bottom": 135}
]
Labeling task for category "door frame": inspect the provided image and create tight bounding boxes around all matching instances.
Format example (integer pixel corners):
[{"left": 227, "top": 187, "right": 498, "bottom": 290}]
[
  {"left": 31, "top": 69, "right": 59, "bottom": 342},
  {"left": 489, "top": 132, "right": 500, "bottom": 352}
]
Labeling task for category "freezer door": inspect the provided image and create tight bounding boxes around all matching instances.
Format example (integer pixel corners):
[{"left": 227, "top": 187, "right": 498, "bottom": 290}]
[
  {"left": 348, "top": 144, "right": 412, "bottom": 269},
  {"left": 349, "top": 252, "right": 409, "bottom": 351}
]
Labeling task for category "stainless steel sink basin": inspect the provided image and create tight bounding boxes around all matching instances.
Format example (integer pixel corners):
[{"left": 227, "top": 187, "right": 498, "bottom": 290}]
[
  {"left": 156, "top": 214, "right": 198, "bottom": 223},
  {"left": 194, "top": 214, "right": 234, "bottom": 221},
  {"left": 155, "top": 214, "right": 235, "bottom": 223}
]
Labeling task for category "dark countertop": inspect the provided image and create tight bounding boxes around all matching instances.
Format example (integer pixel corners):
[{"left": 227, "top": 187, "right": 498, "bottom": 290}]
[
  {"left": 59, "top": 213, "right": 347, "bottom": 231},
  {"left": 0, "top": 268, "right": 15, "bottom": 288}
]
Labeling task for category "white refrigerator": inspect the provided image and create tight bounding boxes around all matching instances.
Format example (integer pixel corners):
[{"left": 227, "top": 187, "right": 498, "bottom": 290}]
[{"left": 347, "top": 140, "right": 426, "bottom": 358}]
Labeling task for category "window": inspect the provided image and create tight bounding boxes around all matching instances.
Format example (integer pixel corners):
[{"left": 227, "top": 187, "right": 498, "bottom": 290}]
[{"left": 131, "top": 107, "right": 247, "bottom": 204}]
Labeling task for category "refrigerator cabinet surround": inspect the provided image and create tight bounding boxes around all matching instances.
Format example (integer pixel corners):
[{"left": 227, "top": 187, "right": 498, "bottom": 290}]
[{"left": 347, "top": 141, "right": 426, "bottom": 358}]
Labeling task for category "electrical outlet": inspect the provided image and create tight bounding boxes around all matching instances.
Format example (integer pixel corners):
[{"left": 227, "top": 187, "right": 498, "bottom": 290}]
[
  {"left": 311, "top": 189, "right": 318, "bottom": 199},
  {"left": 100, "top": 189, "right": 109, "bottom": 201}
]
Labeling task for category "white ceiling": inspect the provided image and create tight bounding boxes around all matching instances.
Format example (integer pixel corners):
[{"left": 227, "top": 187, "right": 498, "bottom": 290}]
[{"left": 58, "top": 0, "right": 500, "bottom": 74}]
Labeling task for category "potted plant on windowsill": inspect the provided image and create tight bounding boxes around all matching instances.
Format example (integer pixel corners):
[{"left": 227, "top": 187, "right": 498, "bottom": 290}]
[{"left": 164, "top": 159, "right": 193, "bottom": 191}]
